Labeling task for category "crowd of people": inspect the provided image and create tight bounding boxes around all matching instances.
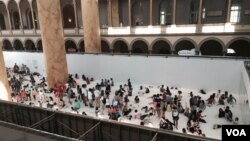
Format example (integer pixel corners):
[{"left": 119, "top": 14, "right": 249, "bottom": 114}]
[{"left": 7, "top": 63, "right": 241, "bottom": 139}]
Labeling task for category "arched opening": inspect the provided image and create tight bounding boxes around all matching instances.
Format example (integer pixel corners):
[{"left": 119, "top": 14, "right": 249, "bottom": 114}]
[
  {"left": 228, "top": 40, "right": 250, "bottom": 57},
  {"left": 101, "top": 40, "right": 110, "bottom": 53},
  {"left": 37, "top": 40, "right": 43, "bottom": 51},
  {"left": 0, "top": 2, "right": 8, "bottom": 29},
  {"left": 20, "top": 0, "right": 32, "bottom": 29},
  {"left": 152, "top": 40, "right": 171, "bottom": 54},
  {"left": 99, "top": 0, "right": 108, "bottom": 28},
  {"left": 25, "top": 40, "right": 36, "bottom": 51},
  {"left": 132, "top": 40, "right": 148, "bottom": 54},
  {"left": 8, "top": 0, "right": 20, "bottom": 29},
  {"left": 159, "top": 0, "right": 172, "bottom": 25},
  {"left": 76, "top": 0, "right": 83, "bottom": 28},
  {"left": 113, "top": 40, "right": 129, "bottom": 53},
  {"left": 12, "top": 11, "right": 20, "bottom": 29},
  {"left": 200, "top": 40, "right": 223, "bottom": 56},
  {"left": 189, "top": 0, "right": 199, "bottom": 24},
  {"left": 175, "top": 40, "right": 195, "bottom": 54},
  {"left": 0, "top": 13, "right": 6, "bottom": 29},
  {"left": 13, "top": 40, "right": 24, "bottom": 50},
  {"left": 62, "top": 4, "right": 75, "bottom": 29},
  {"left": 78, "top": 40, "right": 85, "bottom": 52},
  {"left": 65, "top": 40, "right": 77, "bottom": 53},
  {"left": 25, "top": 9, "right": 33, "bottom": 29},
  {"left": 132, "top": 0, "right": 150, "bottom": 26},
  {"left": 3, "top": 40, "right": 12, "bottom": 50},
  {"left": 32, "top": 0, "right": 39, "bottom": 29}
]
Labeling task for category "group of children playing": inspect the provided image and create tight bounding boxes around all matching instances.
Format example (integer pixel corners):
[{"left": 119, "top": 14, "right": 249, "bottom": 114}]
[{"left": 8, "top": 63, "right": 241, "bottom": 139}]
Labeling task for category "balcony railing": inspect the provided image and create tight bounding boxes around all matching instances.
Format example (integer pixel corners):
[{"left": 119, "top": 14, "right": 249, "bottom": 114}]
[
  {"left": 1, "top": 24, "right": 250, "bottom": 36},
  {"left": 0, "top": 100, "right": 220, "bottom": 141}
]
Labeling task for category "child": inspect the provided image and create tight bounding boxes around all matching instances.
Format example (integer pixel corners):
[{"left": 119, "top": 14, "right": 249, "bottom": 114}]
[{"left": 95, "top": 107, "right": 100, "bottom": 117}]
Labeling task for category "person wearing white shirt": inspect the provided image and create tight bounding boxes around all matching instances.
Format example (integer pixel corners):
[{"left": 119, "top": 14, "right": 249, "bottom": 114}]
[
  {"left": 39, "top": 90, "right": 45, "bottom": 102},
  {"left": 94, "top": 89, "right": 101, "bottom": 107}
]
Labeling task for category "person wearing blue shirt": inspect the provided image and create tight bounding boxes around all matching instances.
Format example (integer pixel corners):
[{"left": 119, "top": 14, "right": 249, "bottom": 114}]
[{"left": 71, "top": 99, "right": 81, "bottom": 111}]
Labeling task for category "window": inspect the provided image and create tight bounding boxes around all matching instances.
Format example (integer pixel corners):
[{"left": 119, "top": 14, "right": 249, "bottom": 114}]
[
  {"left": 190, "top": 0, "right": 199, "bottom": 24},
  {"left": 230, "top": 5, "right": 240, "bottom": 23},
  {"left": 202, "top": 8, "right": 206, "bottom": 19},
  {"left": 160, "top": 11, "right": 166, "bottom": 25}
]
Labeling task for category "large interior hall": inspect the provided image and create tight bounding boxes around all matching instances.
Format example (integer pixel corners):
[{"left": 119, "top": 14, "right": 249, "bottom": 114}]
[{"left": 0, "top": 0, "right": 250, "bottom": 141}]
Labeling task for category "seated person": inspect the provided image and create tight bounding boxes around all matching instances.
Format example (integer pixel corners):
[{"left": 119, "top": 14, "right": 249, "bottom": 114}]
[
  {"left": 218, "top": 95, "right": 225, "bottom": 105},
  {"left": 134, "top": 96, "right": 140, "bottom": 103},
  {"left": 214, "top": 118, "right": 239, "bottom": 130},
  {"left": 160, "top": 117, "right": 175, "bottom": 130},
  {"left": 233, "top": 117, "right": 239, "bottom": 124},
  {"left": 213, "top": 124, "right": 222, "bottom": 129},
  {"left": 145, "top": 87, "right": 150, "bottom": 94},
  {"left": 71, "top": 99, "right": 81, "bottom": 111},
  {"left": 227, "top": 94, "right": 237, "bottom": 105},
  {"left": 218, "top": 108, "right": 225, "bottom": 118},
  {"left": 134, "top": 109, "right": 142, "bottom": 119},
  {"left": 138, "top": 86, "right": 144, "bottom": 96},
  {"left": 108, "top": 106, "right": 116, "bottom": 119},
  {"left": 82, "top": 112, "right": 87, "bottom": 116},
  {"left": 206, "top": 95, "right": 215, "bottom": 106},
  {"left": 141, "top": 106, "right": 148, "bottom": 113},
  {"left": 225, "top": 106, "right": 233, "bottom": 122},
  {"left": 47, "top": 96, "right": 55, "bottom": 109},
  {"left": 160, "top": 85, "right": 165, "bottom": 93},
  {"left": 58, "top": 98, "right": 65, "bottom": 110},
  {"left": 119, "top": 85, "right": 126, "bottom": 93},
  {"left": 198, "top": 100, "right": 206, "bottom": 111},
  {"left": 122, "top": 107, "right": 132, "bottom": 116}
]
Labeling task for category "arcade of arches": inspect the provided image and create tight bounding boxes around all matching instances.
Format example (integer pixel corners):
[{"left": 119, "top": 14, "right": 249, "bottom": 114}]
[
  {"left": 2, "top": 38, "right": 250, "bottom": 57},
  {"left": 0, "top": 0, "right": 249, "bottom": 57}
]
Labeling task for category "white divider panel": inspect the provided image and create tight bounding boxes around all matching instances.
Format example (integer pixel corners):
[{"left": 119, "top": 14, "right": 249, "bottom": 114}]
[{"left": 3, "top": 52, "right": 243, "bottom": 93}]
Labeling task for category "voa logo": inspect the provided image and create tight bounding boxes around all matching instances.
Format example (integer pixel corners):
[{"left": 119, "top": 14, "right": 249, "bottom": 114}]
[{"left": 226, "top": 129, "right": 246, "bottom": 136}]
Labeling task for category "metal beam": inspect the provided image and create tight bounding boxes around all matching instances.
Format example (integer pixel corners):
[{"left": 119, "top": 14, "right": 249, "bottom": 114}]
[
  {"left": 29, "top": 113, "right": 56, "bottom": 129},
  {"left": 78, "top": 122, "right": 101, "bottom": 140},
  {"left": 57, "top": 120, "right": 79, "bottom": 135},
  {"left": 150, "top": 133, "right": 158, "bottom": 141}
]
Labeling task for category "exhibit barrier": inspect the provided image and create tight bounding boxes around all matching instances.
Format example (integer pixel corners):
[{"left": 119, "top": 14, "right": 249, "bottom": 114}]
[{"left": 0, "top": 100, "right": 219, "bottom": 141}]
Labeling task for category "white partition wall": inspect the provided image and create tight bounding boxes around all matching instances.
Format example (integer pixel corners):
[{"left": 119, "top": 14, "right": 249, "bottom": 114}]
[{"left": 3, "top": 52, "right": 243, "bottom": 93}]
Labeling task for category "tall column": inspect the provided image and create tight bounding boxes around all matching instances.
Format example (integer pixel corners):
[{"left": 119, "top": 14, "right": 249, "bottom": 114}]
[
  {"left": 17, "top": 5, "right": 24, "bottom": 32},
  {"left": 198, "top": 0, "right": 203, "bottom": 24},
  {"left": 81, "top": 0, "right": 101, "bottom": 53},
  {"left": 0, "top": 42, "right": 11, "bottom": 101},
  {"left": 107, "top": 0, "right": 112, "bottom": 26},
  {"left": 226, "top": 0, "right": 232, "bottom": 23},
  {"left": 37, "top": 0, "right": 68, "bottom": 88},
  {"left": 149, "top": 0, "right": 153, "bottom": 25},
  {"left": 73, "top": 0, "right": 79, "bottom": 33},
  {"left": 128, "top": 0, "right": 131, "bottom": 26},
  {"left": 172, "top": 0, "right": 176, "bottom": 24},
  {"left": 6, "top": 8, "right": 12, "bottom": 34}
]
